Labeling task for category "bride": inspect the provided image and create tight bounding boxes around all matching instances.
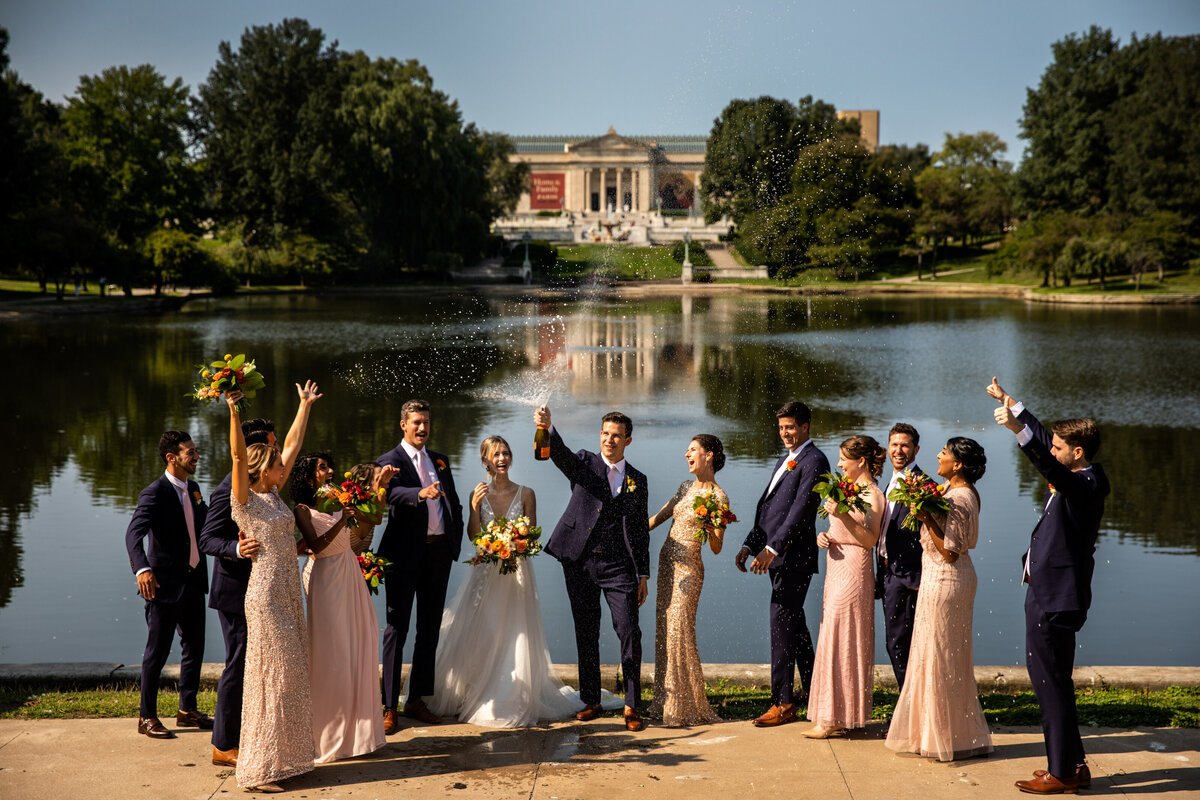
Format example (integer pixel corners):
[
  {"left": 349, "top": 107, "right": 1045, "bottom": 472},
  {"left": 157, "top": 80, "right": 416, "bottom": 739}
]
[{"left": 404, "top": 435, "right": 619, "bottom": 727}]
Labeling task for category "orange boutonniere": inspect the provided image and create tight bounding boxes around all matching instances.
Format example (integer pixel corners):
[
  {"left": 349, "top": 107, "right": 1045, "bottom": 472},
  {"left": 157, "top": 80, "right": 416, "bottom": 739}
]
[
  {"left": 625, "top": 476, "right": 637, "bottom": 494},
  {"left": 191, "top": 490, "right": 203, "bottom": 505},
  {"left": 1048, "top": 483, "right": 1057, "bottom": 495},
  {"left": 786, "top": 459, "right": 797, "bottom": 471},
  {"left": 435, "top": 458, "right": 447, "bottom": 471}
]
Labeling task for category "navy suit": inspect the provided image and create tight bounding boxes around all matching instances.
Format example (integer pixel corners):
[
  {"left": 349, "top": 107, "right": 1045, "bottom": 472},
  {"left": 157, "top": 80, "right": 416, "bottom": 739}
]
[
  {"left": 125, "top": 474, "right": 209, "bottom": 719},
  {"left": 742, "top": 440, "right": 829, "bottom": 706},
  {"left": 1017, "top": 408, "right": 1109, "bottom": 779},
  {"left": 544, "top": 429, "right": 650, "bottom": 709},
  {"left": 376, "top": 443, "right": 464, "bottom": 709},
  {"left": 876, "top": 465, "right": 926, "bottom": 691},
  {"left": 196, "top": 471, "right": 248, "bottom": 751}
]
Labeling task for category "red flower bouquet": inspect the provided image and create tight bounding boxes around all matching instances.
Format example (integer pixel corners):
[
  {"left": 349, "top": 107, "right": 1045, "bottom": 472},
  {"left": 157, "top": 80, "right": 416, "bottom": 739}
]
[{"left": 813, "top": 470, "right": 873, "bottom": 518}]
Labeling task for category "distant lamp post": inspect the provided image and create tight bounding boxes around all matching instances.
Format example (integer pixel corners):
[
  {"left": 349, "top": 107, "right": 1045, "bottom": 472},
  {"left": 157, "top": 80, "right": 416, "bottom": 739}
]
[
  {"left": 681, "top": 227, "right": 693, "bottom": 284},
  {"left": 520, "top": 231, "right": 533, "bottom": 284}
]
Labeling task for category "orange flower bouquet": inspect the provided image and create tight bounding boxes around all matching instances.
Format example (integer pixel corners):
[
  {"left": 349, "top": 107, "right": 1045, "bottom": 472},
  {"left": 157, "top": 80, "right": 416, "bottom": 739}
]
[
  {"left": 466, "top": 515, "right": 543, "bottom": 576},
  {"left": 191, "top": 353, "right": 265, "bottom": 413},
  {"left": 315, "top": 472, "right": 386, "bottom": 529},
  {"left": 356, "top": 550, "right": 393, "bottom": 595},
  {"left": 813, "top": 470, "right": 873, "bottom": 518},
  {"left": 692, "top": 491, "right": 738, "bottom": 544},
  {"left": 886, "top": 471, "right": 949, "bottom": 530}
]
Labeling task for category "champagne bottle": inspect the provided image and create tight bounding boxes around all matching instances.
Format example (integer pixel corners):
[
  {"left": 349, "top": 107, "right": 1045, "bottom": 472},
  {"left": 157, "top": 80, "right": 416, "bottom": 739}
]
[{"left": 534, "top": 407, "right": 550, "bottom": 461}]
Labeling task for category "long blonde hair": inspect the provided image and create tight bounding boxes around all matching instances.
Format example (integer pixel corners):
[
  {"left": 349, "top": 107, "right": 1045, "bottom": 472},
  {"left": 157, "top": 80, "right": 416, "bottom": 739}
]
[{"left": 247, "top": 443, "right": 281, "bottom": 485}]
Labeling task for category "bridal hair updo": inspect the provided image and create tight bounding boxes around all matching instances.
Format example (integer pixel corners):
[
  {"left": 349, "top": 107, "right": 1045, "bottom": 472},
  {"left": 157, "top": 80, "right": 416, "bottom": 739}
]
[
  {"left": 691, "top": 434, "right": 726, "bottom": 472},
  {"left": 480, "top": 435, "right": 512, "bottom": 475},
  {"left": 287, "top": 451, "right": 335, "bottom": 506},
  {"left": 247, "top": 443, "right": 282, "bottom": 486},
  {"left": 945, "top": 437, "right": 987, "bottom": 484},
  {"left": 840, "top": 435, "right": 886, "bottom": 479}
]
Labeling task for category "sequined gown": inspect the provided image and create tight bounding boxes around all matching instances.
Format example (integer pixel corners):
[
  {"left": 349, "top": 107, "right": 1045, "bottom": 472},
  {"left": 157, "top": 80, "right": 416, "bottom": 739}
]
[
  {"left": 231, "top": 489, "right": 314, "bottom": 787},
  {"left": 886, "top": 487, "right": 993, "bottom": 761},
  {"left": 302, "top": 509, "right": 385, "bottom": 762},
  {"left": 807, "top": 483, "right": 884, "bottom": 730},
  {"left": 649, "top": 480, "right": 723, "bottom": 726}
]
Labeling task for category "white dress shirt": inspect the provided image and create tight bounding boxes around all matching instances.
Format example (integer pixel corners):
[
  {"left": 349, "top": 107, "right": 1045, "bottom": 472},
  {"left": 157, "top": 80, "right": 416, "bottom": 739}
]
[
  {"left": 757, "top": 439, "right": 812, "bottom": 557},
  {"left": 400, "top": 439, "right": 444, "bottom": 536},
  {"left": 137, "top": 471, "right": 200, "bottom": 576},
  {"left": 879, "top": 460, "right": 918, "bottom": 561}
]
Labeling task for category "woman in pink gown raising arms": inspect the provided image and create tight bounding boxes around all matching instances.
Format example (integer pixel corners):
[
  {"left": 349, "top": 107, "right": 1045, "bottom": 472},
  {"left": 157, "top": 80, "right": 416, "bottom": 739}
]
[
  {"left": 805, "top": 435, "right": 886, "bottom": 739},
  {"left": 886, "top": 437, "right": 993, "bottom": 761}
]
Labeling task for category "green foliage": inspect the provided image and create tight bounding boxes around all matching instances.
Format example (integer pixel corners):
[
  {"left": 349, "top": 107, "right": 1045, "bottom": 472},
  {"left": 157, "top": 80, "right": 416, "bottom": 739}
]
[
  {"left": 670, "top": 240, "right": 713, "bottom": 266},
  {"left": 142, "top": 228, "right": 220, "bottom": 292},
  {"left": 916, "top": 131, "right": 1014, "bottom": 249}
]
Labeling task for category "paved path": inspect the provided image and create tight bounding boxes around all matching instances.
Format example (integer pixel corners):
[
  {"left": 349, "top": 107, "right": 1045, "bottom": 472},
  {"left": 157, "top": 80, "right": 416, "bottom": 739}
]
[
  {"left": 1, "top": 716, "right": 1196, "bottom": 799},
  {"left": 706, "top": 246, "right": 741, "bottom": 271}
]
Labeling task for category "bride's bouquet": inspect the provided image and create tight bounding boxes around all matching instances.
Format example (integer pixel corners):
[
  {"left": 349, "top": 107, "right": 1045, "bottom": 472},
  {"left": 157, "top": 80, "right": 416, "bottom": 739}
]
[
  {"left": 813, "top": 470, "right": 873, "bottom": 518},
  {"left": 357, "top": 550, "right": 392, "bottom": 595},
  {"left": 466, "top": 515, "right": 542, "bottom": 575},
  {"left": 692, "top": 491, "right": 738, "bottom": 545},
  {"left": 315, "top": 473, "right": 386, "bottom": 529},
  {"left": 191, "top": 353, "right": 265, "bottom": 413},
  {"left": 886, "top": 471, "right": 949, "bottom": 530}
]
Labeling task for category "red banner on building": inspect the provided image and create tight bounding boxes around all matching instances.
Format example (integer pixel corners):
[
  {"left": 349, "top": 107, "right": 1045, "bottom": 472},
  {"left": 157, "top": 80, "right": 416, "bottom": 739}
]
[{"left": 530, "top": 173, "right": 565, "bottom": 210}]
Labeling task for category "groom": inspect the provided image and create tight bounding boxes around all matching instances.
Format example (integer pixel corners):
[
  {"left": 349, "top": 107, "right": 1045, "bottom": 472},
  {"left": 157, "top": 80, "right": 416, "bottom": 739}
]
[
  {"left": 989, "top": 377, "right": 1109, "bottom": 795},
  {"left": 535, "top": 405, "right": 650, "bottom": 732},
  {"left": 736, "top": 401, "right": 828, "bottom": 727}
]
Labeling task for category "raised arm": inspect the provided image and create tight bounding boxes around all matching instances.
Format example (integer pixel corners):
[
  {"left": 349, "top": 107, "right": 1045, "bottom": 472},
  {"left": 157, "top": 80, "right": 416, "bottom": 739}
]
[
  {"left": 278, "top": 381, "right": 323, "bottom": 488},
  {"left": 227, "top": 391, "right": 249, "bottom": 505}
]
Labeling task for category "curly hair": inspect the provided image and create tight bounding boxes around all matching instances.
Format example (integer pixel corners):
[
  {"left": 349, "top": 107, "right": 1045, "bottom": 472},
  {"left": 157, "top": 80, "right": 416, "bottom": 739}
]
[
  {"left": 288, "top": 451, "right": 335, "bottom": 507},
  {"left": 945, "top": 437, "right": 987, "bottom": 484},
  {"left": 691, "top": 434, "right": 726, "bottom": 472},
  {"left": 840, "top": 435, "right": 886, "bottom": 479}
]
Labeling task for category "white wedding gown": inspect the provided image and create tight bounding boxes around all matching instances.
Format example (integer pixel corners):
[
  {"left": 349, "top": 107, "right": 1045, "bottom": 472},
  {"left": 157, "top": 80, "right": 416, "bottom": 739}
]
[{"left": 403, "top": 484, "right": 620, "bottom": 727}]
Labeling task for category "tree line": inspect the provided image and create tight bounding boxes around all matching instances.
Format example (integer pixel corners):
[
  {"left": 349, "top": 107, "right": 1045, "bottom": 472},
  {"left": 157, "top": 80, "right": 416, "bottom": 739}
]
[
  {"left": 0, "top": 19, "right": 529, "bottom": 296},
  {"left": 701, "top": 27, "right": 1199, "bottom": 286}
]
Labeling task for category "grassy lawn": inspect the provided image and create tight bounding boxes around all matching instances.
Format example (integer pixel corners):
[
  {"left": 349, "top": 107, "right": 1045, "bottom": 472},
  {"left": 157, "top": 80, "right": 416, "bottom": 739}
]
[{"left": 549, "top": 244, "right": 681, "bottom": 281}]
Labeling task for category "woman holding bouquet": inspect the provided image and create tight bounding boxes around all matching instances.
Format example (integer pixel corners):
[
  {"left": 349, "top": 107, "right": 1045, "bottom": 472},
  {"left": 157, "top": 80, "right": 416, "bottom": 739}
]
[
  {"left": 410, "top": 435, "right": 592, "bottom": 727},
  {"left": 886, "top": 438, "right": 993, "bottom": 761},
  {"left": 646, "top": 435, "right": 731, "bottom": 726},
  {"left": 343, "top": 462, "right": 398, "bottom": 555},
  {"left": 225, "top": 384, "right": 320, "bottom": 793},
  {"left": 291, "top": 453, "right": 386, "bottom": 762},
  {"left": 805, "top": 435, "right": 886, "bottom": 739}
]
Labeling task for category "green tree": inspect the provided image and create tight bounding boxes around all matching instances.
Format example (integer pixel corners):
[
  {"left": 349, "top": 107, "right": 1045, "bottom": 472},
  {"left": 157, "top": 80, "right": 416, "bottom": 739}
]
[{"left": 471, "top": 128, "right": 529, "bottom": 220}]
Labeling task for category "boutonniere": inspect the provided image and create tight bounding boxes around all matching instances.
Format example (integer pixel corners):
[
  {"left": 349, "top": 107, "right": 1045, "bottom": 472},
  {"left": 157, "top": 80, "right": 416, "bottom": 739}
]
[
  {"left": 625, "top": 476, "right": 637, "bottom": 494},
  {"left": 191, "top": 490, "right": 204, "bottom": 505},
  {"left": 786, "top": 459, "right": 797, "bottom": 472},
  {"left": 1048, "top": 483, "right": 1057, "bottom": 495},
  {"left": 435, "top": 458, "right": 447, "bottom": 471}
]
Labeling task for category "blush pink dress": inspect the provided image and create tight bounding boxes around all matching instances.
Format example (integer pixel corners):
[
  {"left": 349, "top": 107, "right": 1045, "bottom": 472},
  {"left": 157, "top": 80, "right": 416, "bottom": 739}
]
[
  {"left": 886, "top": 487, "right": 993, "bottom": 760},
  {"left": 302, "top": 509, "right": 386, "bottom": 762},
  {"left": 806, "top": 483, "right": 884, "bottom": 730}
]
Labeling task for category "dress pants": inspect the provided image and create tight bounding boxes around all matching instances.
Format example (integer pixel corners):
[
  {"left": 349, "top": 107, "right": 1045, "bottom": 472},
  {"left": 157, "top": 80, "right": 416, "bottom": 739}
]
[
  {"left": 1025, "top": 589, "right": 1088, "bottom": 779},
  {"left": 381, "top": 537, "right": 453, "bottom": 708},
  {"left": 211, "top": 609, "right": 247, "bottom": 751},
  {"left": 882, "top": 568, "right": 919, "bottom": 691},
  {"left": 563, "top": 550, "right": 641, "bottom": 709},
  {"left": 139, "top": 569, "right": 206, "bottom": 719},
  {"left": 769, "top": 564, "right": 814, "bottom": 706}
]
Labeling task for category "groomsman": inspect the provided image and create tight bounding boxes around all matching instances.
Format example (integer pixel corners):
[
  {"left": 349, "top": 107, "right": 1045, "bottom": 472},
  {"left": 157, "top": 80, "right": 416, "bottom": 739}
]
[
  {"left": 736, "top": 401, "right": 829, "bottom": 727},
  {"left": 989, "top": 378, "right": 1109, "bottom": 795},
  {"left": 196, "top": 418, "right": 274, "bottom": 767},
  {"left": 377, "top": 399, "right": 464, "bottom": 734},
  {"left": 535, "top": 405, "right": 650, "bottom": 732},
  {"left": 125, "top": 431, "right": 212, "bottom": 739},
  {"left": 876, "top": 422, "right": 924, "bottom": 692}
]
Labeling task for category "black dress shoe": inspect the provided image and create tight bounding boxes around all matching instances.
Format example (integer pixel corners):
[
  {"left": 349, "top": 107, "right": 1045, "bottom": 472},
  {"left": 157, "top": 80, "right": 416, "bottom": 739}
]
[
  {"left": 138, "top": 717, "right": 174, "bottom": 739},
  {"left": 176, "top": 709, "right": 214, "bottom": 729}
]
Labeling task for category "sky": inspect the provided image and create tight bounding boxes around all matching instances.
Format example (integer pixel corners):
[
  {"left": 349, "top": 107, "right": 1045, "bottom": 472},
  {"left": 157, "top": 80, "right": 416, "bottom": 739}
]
[{"left": 4, "top": 0, "right": 1199, "bottom": 161}]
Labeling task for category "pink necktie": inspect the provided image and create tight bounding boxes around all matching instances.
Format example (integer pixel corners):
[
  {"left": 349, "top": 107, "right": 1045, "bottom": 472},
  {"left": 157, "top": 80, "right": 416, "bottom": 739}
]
[
  {"left": 609, "top": 465, "right": 620, "bottom": 497},
  {"left": 181, "top": 486, "right": 199, "bottom": 568}
]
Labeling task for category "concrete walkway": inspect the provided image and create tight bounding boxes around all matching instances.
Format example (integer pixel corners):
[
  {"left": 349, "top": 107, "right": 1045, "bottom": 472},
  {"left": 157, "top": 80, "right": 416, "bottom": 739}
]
[{"left": 1, "top": 716, "right": 1197, "bottom": 799}]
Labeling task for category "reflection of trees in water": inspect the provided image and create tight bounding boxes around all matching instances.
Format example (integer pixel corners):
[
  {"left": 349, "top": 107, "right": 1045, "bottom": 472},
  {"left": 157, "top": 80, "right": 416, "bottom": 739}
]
[{"left": 1015, "top": 423, "right": 1199, "bottom": 555}]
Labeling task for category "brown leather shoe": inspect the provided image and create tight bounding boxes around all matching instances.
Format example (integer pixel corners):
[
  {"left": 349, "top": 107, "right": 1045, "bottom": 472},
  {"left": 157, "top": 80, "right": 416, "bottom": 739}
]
[
  {"left": 403, "top": 698, "right": 442, "bottom": 725},
  {"left": 176, "top": 709, "right": 214, "bottom": 730},
  {"left": 1016, "top": 770, "right": 1080, "bottom": 794},
  {"left": 574, "top": 703, "right": 603, "bottom": 721},
  {"left": 212, "top": 746, "right": 238, "bottom": 766},
  {"left": 383, "top": 707, "right": 400, "bottom": 735},
  {"left": 1034, "top": 766, "right": 1090, "bottom": 789},
  {"left": 752, "top": 703, "right": 797, "bottom": 728},
  {"left": 137, "top": 717, "right": 174, "bottom": 739},
  {"left": 624, "top": 707, "right": 645, "bottom": 732}
]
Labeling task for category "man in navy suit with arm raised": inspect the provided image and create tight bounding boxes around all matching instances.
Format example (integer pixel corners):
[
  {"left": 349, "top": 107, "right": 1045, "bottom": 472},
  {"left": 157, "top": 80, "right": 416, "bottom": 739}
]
[
  {"left": 534, "top": 405, "right": 650, "bottom": 732},
  {"left": 736, "top": 401, "right": 829, "bottom": 728},
  {"left": 125, "top": 430, "right": 212, "bottom": 739},
  {"left": 990, "top": 377, "right": 1109, "bottom": 795}
]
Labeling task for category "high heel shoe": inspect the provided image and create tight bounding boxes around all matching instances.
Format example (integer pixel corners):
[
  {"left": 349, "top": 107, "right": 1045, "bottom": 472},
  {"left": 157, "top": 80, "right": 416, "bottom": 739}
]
[
  {"left": 802, "top": 726, "right": 845, "bottom": 739},
  {"left": 244, "top": 782, "right": 283, "bottom": 793}
]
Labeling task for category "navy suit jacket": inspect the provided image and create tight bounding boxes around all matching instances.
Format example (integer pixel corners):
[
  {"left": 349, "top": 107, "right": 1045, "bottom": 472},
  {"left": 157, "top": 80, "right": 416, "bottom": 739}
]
[
  {"left": 376, "top": 443, "right": 465, "bottom": 561},
  {"left": 196, "top": 472, "right": 250, "bottom": 614},
  {"left": 876, "top": 465, "right": 927, "bottom": 590},
  {"left": 1018, "top": 408, "right": 1110, "bottom": 613},
  {"left": 125, "top": 474, "right": 209, "bottom": 605},
  {"left": 543, "top": 429, "right": 650, "bottom": 577},
  {"left": 742, "top": 440, "right": 830, "bottom": 575}
]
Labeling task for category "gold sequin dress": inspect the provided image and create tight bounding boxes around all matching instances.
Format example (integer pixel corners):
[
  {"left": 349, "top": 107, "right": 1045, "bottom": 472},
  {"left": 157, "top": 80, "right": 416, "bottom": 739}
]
[
  {"left": 649, "top": 480, "right": 723, "bottom": 726},
  {"left": 231, "top": 489, "right": 314, "bottom": 788}
]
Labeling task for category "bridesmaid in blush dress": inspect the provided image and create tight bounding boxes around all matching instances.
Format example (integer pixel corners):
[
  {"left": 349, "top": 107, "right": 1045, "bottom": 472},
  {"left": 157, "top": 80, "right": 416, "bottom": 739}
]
[
  {"left": 886, "top": 437, "right": 993, "bottom": 761},
  {"left": 225, "top": 383, "right": 322, "bottom": 793},
  {"left": 647, "top": 434, "right": 731, "bottom": 727},
  {"left": 292, "top": 453, "right": 386, "bottom": 763},
  {"left": 804, "top": 435, "right": 886, "bottom": 739}
]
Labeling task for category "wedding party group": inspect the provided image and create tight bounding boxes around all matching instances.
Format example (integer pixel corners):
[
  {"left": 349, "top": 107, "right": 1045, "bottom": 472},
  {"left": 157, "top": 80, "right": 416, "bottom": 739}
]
[{"left": 124, "top": 374, "right": 1108, "bottom": 795}]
